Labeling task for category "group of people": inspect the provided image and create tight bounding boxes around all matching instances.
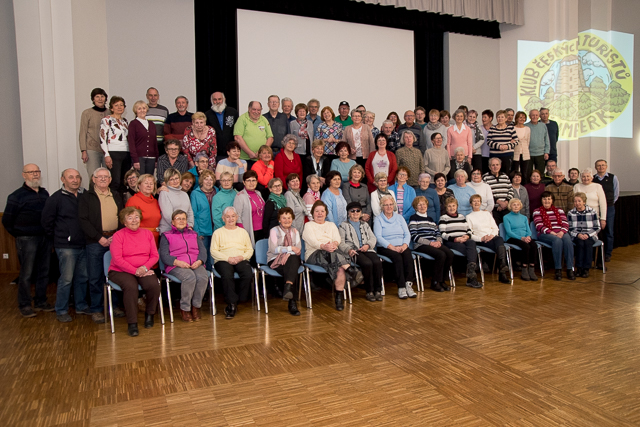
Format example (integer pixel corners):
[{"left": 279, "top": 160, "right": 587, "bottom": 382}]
[{"left": 2, "top": 89, "right": 620, "bottom": 336}]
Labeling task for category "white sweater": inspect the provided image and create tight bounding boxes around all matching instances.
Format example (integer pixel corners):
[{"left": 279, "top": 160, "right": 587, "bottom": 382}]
[
  {"left": 466, "top": 210, "right": 500, "bottom": 242},
  {"left": 467, "top": 181, "right": 495, "bottom": 212}
]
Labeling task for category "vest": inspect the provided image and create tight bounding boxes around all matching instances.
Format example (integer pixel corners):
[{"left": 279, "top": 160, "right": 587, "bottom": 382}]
[
  {"left": 163, "top": 226, "right": 200, "bottom": 273},
  {"left": 593, "top": 173, "right": 615, "bottom": 206}
]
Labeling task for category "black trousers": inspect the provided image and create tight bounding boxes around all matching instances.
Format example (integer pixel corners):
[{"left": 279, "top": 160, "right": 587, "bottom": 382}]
[
  {"left": 377, "top": 247, "right": 414, "bottom": 288},
  {"left": 476, "top": 236, "right": 505, "bottom": 252},
  {"left": 109, "top": 151, "right": 132, "bottom": 193},
  {"left": 512, "top": 155, "right": 530, "bottom": 184},
  {"left": 472, "top": 154, "right": 483, "bottom": 173},
  {"left": 353, "top": 251, "right": 383, "bottom": 293},
  {"left": 138, "top": 157, "right": 156, "bottom": 175},
  {"left": 444, "top": 239, "right": 477, "bottom": 264},
  {"left": 216, "top": 260, "right": 253, "bottom": 304},
  {"left": 507, "top": 238, "right": 538, "bottom": 264},
  {"left": 413, "top": 244, "right": 454, "bottom": 282},
  {"left": 271, "top": 255, "right": 301, "bottom": 287},
  {"left": 574, "top": 236, "right": 595, "bottom": 268}
]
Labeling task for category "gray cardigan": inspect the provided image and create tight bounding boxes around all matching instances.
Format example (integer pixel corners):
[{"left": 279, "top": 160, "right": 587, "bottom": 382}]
[
  {"left": 512, "top": 185, "right": 531, "bottom": 220},
  {"left": 338, "top": 220, "right": 377, "bottom": 254},
  {"left": 233, "top": 189, "right": 265, "bottom": 246},
  {"left": 158, "top": 186, "right": 194, "bottom": 233},
  {"left": 423, "top": 147, "right": 451, "bottom": 179},
  {"left": 285, "top": 190, "right": 306, "bottom": 233}
]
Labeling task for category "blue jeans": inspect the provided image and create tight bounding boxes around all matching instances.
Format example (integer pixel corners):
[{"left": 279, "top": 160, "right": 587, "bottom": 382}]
[
  {"left": 54, "top": 248, "right": 90, "bottom": 315},
  {"left": 15, "top": 235, "right": 51, "bottom": 308},
  {"left": 538, "top": 232, "right": 574, "bottom": 270},
  {"left": 85, "top": 242, "right": 108, "bottom": 312}
]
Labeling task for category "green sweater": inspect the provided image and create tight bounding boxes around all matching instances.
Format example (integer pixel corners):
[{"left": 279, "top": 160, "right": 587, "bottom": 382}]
[
  {"left": 525, "top": 122, "right": 550, "bottom": 156},
  {"left": 211, "top": 187, "right": 237, "bottom": 231}
]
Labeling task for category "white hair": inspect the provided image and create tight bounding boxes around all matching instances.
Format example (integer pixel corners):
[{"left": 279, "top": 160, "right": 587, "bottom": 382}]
[
  {"left": 93, "top": 167, "right": 111, "bottom": 178},
  {"left": 222, "top": 206, "right": 238, "bottom": 216}
]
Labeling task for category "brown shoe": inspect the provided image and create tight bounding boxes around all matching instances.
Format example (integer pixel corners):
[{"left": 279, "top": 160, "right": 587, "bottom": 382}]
[
  {"left": 181, "top": 309, "right": 193, "bottom": 322},
  {"left": 191, "top": 306, "right": 201, "bottom": 321}
]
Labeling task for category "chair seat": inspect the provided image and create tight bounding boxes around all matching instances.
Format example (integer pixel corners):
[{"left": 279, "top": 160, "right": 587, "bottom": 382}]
[
  {"left": 259, "top": 264, "right": 305, "bottom": 277},
  {"left": 377, "top": 254, "right": 392, "bottom": 263},
  {"left": 413, "top": 252, "right": 435, "bottom": 261},
  {"left": 108, "top": 281, "right": 147, "bottom": 292},
  {"left": 477, "top": 246, "right": 496, "bottom": 254},
  {"left": 536, "top": 241, "right": 553, "bottom": 248},
  {"left": 212, "top": 269, "right": 241, "bottom": 279},
  {"left": 304, "top": 263, "right": 329, "bottom": 274},
  {"left": 161, "top": 272, "right": 182, "bottom": 283},
  {"left": 450, "top": 249, "right": 465, "bottom": 257},
  {"left": 504, "top": 243, "right": 521, "bottom": 250}
]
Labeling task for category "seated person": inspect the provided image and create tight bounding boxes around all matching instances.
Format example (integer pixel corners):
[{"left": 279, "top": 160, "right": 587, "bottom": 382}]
[
  {"left": 447, "top": 169, "right": 476, "bottom": 216},
  {"left": 251, "top": 145, "right": 274, "bottom": 199},
  {"left": 330, "top": 141, "right": 357, "bottom": 182},
  {"left": 216, "top": 141, "right": 248, "bottom": 190},
  {"left": 503, "top": 198, "right": 538, "bottom": 281},
  {"left": 447, "top": 147, "right": 473, "bottom": 183},
  {"left": 567, "top": 192, "right": 601, "bottom": 278}
]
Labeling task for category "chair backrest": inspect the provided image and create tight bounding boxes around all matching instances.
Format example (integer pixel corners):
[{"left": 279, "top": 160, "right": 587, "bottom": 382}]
[
  {"left": 158, "top": 257, "right": 166, "bottom": 271},
  {"left": 498, "top": 223, "right": 507, "bottom": 240},
  {"left": 530, "top": 221, "right": 538, "bottom": 239},
  {"left": 103, "top": 251, "right": 112, "bottom": 276},
  {"left": 255, "top": 239, "right": 269, "bottom": 265},
  {"left": 300, "top": 240, "right": 306, "bottom": 260}
]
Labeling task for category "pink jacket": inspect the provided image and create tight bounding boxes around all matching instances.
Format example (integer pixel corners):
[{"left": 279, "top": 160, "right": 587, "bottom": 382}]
[{"left": 109, "top": 227, "right": 159, "bottom": 274}]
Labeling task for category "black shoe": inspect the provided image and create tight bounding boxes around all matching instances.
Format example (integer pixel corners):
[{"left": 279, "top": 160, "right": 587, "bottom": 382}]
[
  {"left": 605, "top": 254, "right": 611, "bottom": 262},
  {"left": 282, "top": 283, "right": 294, "bottom": 301},
  {"left": 575, "top": 268, "right": 583, "bottom": 277},
  {"left": 567, "top": 269, "right": 576, "bottom": 280},
  {"left": 555, "top": 270, "right": 562, "bottom": 281},
  {"left": 144, "top": 313, "right": 154, "bottom": 328},
  {"left": 581, "top": 268, "right": 590, "bottom": 278},
  {"left": 20, "top": 306, "right": 37, "bottom": 318},
  {"left": 225, "top": 303, "right": 236, "bottom": 319},
  {"left": 430, "top": 282, "right": 445, "bottom": 292},
  {"left": 440, "top": 282, "right": 451, "bottom": 291},
  {"left": 499, "top": 272, "right": 511, "bottom": 284},
  {"left": 335, "top": 292, "right": 344, "bottom": 311},
  {"left": 128, "top": 323, "right": 139, "bottom": 337},
  {"left": 374, "top": 291, "right": 383, "bottom": 301},
  {"left": 365, "top": 292, "right": 376, "bottom": 302},
  {"left": 288, "top": 299, "right": 300, "bottom": 315},
  {"left": 271, "top": 284, "right": 283, "bottom": 299},
  {"left": 34, "top": 302, "right": 55, "bottom": 312},
  {"left": 466, "top": 279, "right": 482, "bottom": 288}
]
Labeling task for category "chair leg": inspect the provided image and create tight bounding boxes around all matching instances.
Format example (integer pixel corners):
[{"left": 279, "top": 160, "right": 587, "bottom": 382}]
[
  {"left": 305, "top": 268, "right": 312, "bottom": 309},
  {"left": 346, "top": 280, "right": 352, "bottom": 304},
  {"left": 107, "top": 286, "right": 115, "bottom": 334},
  {"left": 261, "top": 271, "right": 269, "bottom": 314},
  {"left": 414, "top": 258, "right": 423, "bottom": 292},
  {"left": 298, "top": 273, "right": 303, "bottom": 301},
  {"left": 381, "top": 276, "right": 386, "bottom": 296},
  {"left": 600, "top": 246, "right": 606, "bottom": 273},
  {"left": 166, "top": 279, "right": 174, "bottom": 323},
  {"left": 538, "top": 246, "right": 545, "bottom": 277},
  {"left": 478, "top": 253, "right": 485, "bottom": 284},
  {"left": 103, "top": 285, "right": 108, "bottom": 327},
  {"left": 491, "top": 254, "right": 497, "bottom": 274},
  {"left": 254, "top": 269, "right": 261, "bottom": 311},
  {"left": 157, "top": 278, "right": 165, "bottom": 325},
  {"left": 449, "top": 266, "right": 456, "bottom": 288},
  {"left": 210, "top": 272, "right": 216, "bottom": 316},
  {"left": 506, "top": 248, "right": 514, "bottom": 281}
]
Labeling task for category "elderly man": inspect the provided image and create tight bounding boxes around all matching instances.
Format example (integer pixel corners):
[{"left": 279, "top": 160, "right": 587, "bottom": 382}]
[
  {"left": 540, "top": 108, "right": 559, "bottom": 162},
  {"left": 145, "top": 87, "right": 170, "bottom": 156},
  {"left": 505, "top": 108, "right": 515, "bottom": 126},
  {"left": 482, "top": 158, "right": 513, "bottom": 224},
  {"left": 542, "top": 159, "right": 557, "bottom": 184},
  {"left": 163, "top": 96, "right": 193, "bottom": 141},
  {"left": 525, "top": 109, "right": 550, "bottom": 175},
  {"left": 306, "top": 98, "right": 322, "bottom": 136},
  {"left": 3, "top": 164, "right": 53, "bottom": 318},
  {"left": 335, "top": 101, "right": 353, "bottom": 127},
  {"left": 263, "top": 95, "right": 289, "bottom": 152},
  {"left": 593, "top": 159, "right": 619, "bottom": 262},
  {"left": 78, "top": 167, "right": 125, "bottom": 323},
  {"left": 282, "top": 97, "right": 295, "bottom": 122},
  {"left": 205, "top": 91, "right": 239, "bottom": 163},
  {"left": 380, "top": 119, "right": 401, "bottom": 153},
  {"left": 41, "top": 169, "right": 88, "bottom": 323},
  {"left": 397, "top": 110, "right": 422, "bottom": 147},
  {"left": 234, "top": 101, "right": 274, "bottom": 162},
  {"left": 545, "top": 169, "right": 574, "bottom": 213}
]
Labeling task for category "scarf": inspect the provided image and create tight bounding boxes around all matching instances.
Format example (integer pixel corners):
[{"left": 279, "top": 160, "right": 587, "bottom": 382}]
[
  {"left": 349, "top": 181, "right": 361, "bottom": 188},
  {"left": 271, "top": 226, "right": 293, "bottom": 269},
  {"left": 306, "top": 188, "right": 320, "bottom": 202},
  {"left": 455, "top": 160, "right": 466, "bottom": 170},
  {"left": 269, "top": 192, "right": 287, "bottom": 210},
  {"left": 203, "top": 187, "right": 216, "bottom": 204},
  {"left": 465, "top": 120, "right": 477, "bottom": 131},
  {"left": 297, "top": 119, "right": 309, "bottom": 140},
  {"left": 426, "top": 122, "right": 441, "bottom": 131},
  {"left": 539, "top": 204, "right": 562, "bottom": 231}
]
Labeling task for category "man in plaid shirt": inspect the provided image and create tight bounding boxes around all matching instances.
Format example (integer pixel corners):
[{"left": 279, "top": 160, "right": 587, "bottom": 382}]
[{"left": 545, "top": 169, "right": 574, "bottom": 213}]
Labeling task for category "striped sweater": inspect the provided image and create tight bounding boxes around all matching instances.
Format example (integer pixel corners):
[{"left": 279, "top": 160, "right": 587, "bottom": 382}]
[
  {"left": 438, "top": 213, "right": 472, "bottom": 242},
  {"left": 487, "top": 125, "right": 519, "bottom": 155},
  {"left": 408, "top": 213, "right": 442, "bottom": 247},
  {"left": 482, "top": 172, "right": 514, "bottom": 202},
  {"left": 532, "top": 207, "right": 569, "bottom": 235}
]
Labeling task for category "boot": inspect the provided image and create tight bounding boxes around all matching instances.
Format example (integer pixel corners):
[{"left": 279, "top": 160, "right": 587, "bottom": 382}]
[
  {"left": 335, "top": 291, "right": 344, "bottom": 311},
  {"left": 128, "top": 323, "right": 139, "bottom": 337},
  {"left": 181, "top": 309, "right": 193, "bottom": 322},
  {"left": 430, "top": 281, "right": 445, "bottom": 292},
  {"left": 191, "top": 306, "right": 201, "bottom": 321},
  {"left": 288, "top": 299, "right": 300, "bottom": 316},
  {"left": 582, "top": 267, "right": 590, "bottom": 278},
  {"left": 567, "top": 269, "right": 576, "bottom": 280},
  {"left": 497, "top": 247, "right": 511, "bottom": 283},
  {"left": 466, "top": 263, "right": 482, "bottom": 288},
  {"left": 282, "top": 283, "right": 294, "bottom": 301},
  {"left": 528, "top": 265, "right": 538, "bottom": 281},
  {"left": 144, "top": 313, "right": 154, "bottom": 328},
  {"left": 520, "top": 265, "right": 530, "bottom": 281},
  {"left": 225, "top": 303, "right": 237, "bottom": 319}
]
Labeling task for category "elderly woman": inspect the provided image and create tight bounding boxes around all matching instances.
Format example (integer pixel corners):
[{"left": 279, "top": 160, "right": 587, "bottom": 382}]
[
  {"left": 123, "top": 169, "right": 140, "bottom": 203},
  {"left": 415, "top": 173, "right": 440, "bottom": 223},
  {"left": 125, "top": 174, "right": 161, "bottom": 244},
  {"left": 343, "top": 110, "right": 375, "bottom": 167},
  {"left": 447, "top": 147, "right": 473, "bottom": 182},
  {"left": 573, "top": 168, "right": 607, "bottom": 231},
  {"left": 467, "top": 169, "right": 494, "bottom": 213},
  {"left": 156, "top": 139, "right": 189, "bottom": 186},
  {"left": 330, "top": 141, "right": 357, "bottom": 182},
  {"left": 409, "top": 196, "right": 454, "bottom": 292},
  {"left": 263, "top": 177, "right": 287, "bottom": 232},
  {"left": 159, "top": 209, "right": 208, "bottom": 322},
  {"left": 182, "top": 111, "right": 217, "bottom": 170},
  {"left": 395, "top": 131, "right": 423, "bottom": 187},
  {"left": 268, "top": 207, "right": 303, "bottom": 315},
  {"left": 532, "top": 191, "right": 575, "bottom": 281},
  {"left": 212, "top": 172, "right": 238, "bottom": 231},
  {"left": 289, "top": 103, "right": 313, "bottom": 156},
  {"left": 127, "top": 100, "right": 158, "bottom": 175},
  {"left": 180, "top": 172, "right": 196, "bottom": 195},
  {"left": 374, "top": 194, "right": 417, "bottom": 299},
  {"left": 274, "top": 134, "right": 303, "bottom": 191},
  {"left": 447, "top": 170, "right": 476, "bottom": 215},
  {"left": 389, "top": 166, "right": 416, "bottom": 223},
  {"left": 339, "top": 201, "right": 383, "bottom": 302},
  {"left": 447, "top": 109, "right": 473, "bottom": 162},
  {"left": 503, "top": 198, "right": 538, "bottom": 280},
  {"left": 487, "top": 110, "right": 519, "bottom": 174},
  {"left": 466, "top": 110, "right": 485, "bottom": 172},
  {"left": 188, "top": 152, "right": 210, "bottom": 188},
  {"left": 302, "top": 201, "right": 357, "bottom": 311},
  {"left": 466, "top": 194, "right": 510, "bottom": 283},
  {"left": 439, "top": 197, "right": 481, "bottom": 288},
  {"left": 284, "top": 173, "right": 306, "bottom": 232},
  {"left": 79, "top": 87, "right": 109, "bottom": 176},
  {"left": 512, "top": 111, "right": 531, "bottom": 178},
  {"left": 233, "top": 170, "right": 266, "bottom": 247},
  {"left": 525, "top": 169, "right": 545, "bottom": 213},
  {"left": 434, "top": 173, "right": 454, "bottom": 215},
  {"left": 424, "top": 132, "right": 450, "bottom": 179},
  {"left": 210, "top": 206, "right": 254, "bottom": 319},
  {"left": 100, "top": 96, "right": 130, "bottom": 192},
  {"left": 315, "top": 106, "right": 343, "bottom": 156},
  {"left": 190, "top": 169, "right": 217, "bottom": 269},
  {"left": 251, "top": 145, "right": 275, "bottom": 197},
  {"left": 302, "top": 140, "right": 329, "bottom": 189},
  {"left": 365, "top": 133, "right": 397, "bottom": 193},
  {"left": 159, "top": 168, "right": 194, "bottom": 233},
  {"left": 342, "top": 165, "right": 371, "bottom": 223},
  {"left": 363, "top": 111, "right": 379, "bottom": 138},
  {"left": 568, "top": 192, "right": 601, "bottom": 278},
  {"left": 510, "top": 171, "right": 530, "bottom": 219},
  {"left": 108, "top": 207, "right": 160, "bottom": 337},
  {"left": 371, "top": 172, "right": 397, "bottom": 219},
  {"left": 303, "top": 174, "right": 322, "bottom": 221},
  {"left": 422, "top": 109, "right": 449, "bottom": 151},
  {"left": 322, "top": 171, "right": 348, "bottom": 227},
  {"left": 215, "top": 141, "right": 248, "bottom": 184}
]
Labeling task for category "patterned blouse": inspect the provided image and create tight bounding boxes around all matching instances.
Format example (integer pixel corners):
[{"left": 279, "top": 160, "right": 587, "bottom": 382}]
[
  {"left": 315, "top": 121, "right": 344, "bottom": 155},
  {"left": 182, "top": 126, "right": 217, "bottom": 169},
  {"left": 99, "top": 116, "right": 129, "bottom": 154}
]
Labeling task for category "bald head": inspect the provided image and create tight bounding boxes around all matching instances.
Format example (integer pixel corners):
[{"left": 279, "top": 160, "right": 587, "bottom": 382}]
[
  {"left": 22, "top": 164, "right": 42, "bottom": 190},
  {"left": 404, "top": 110, "right": 415, "bottom": 125},
  {"left": 61, "top": 168, "right": 82, "bottom": 194}
]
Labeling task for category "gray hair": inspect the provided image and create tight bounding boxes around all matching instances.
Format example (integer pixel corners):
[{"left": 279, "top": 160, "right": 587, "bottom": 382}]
[
  {"left": 581, "top": 167, "right": 594, "bottom": 177},
  {"left": 454, "top": 147, "right": 466, "bottom": 155},
  {"left": 307, "top": 98, "right": 320, "bottom": 106},
  {"left": 454, "top": 169, "right": 468, "bottom": 179},
  {"left": 489, "top": 157, "right": 502, "bottom": 165},
  {"left": 382, "top": 119, "right": 394, "bottom": 127},
  {"left": 268, "top": 177, "right": 283, "bottom": 189},
  {"left": 418, "top": 173, "right": 431, "bottom": 182},
  {"left": 505, "top": 108, "right": 514, "bottom": 114},
  {"left": 194, "top": 152, "right": 209, "bottom": 162},
  {"left": 93, "top": 167, "right": 111, "bottom": 178},
  {"left": 363, "top": 111, "right": 375, "bottom": 119},
  {"left": 210, "top": 91, "right": 225, "bottom": 104},
  {"left": 175, "top": 95, "right": 188, "bottom": 104},
  {"left": 453, "top": 109, "right": 467, "bottom": 120},
  {"left": 282, "top": 134, "right": 297, "bottom": 146},
  {"left": 306, "top": 174, "right": 320, "bottom": 186},
  {"left": 401, "top": 130, "right": 416, "bottom": 144},
  {"left": 379, "top": 194, "right": 396, "bottom": 206},
  {"left": 553, "top": 169, "right": 565, "bottom": 176},
  {"left": 351, "top": 109, "right": 362, "bottom": 117},
  {"left": 222, "top": 206, "right": 238, "bottom": 217},
  {"left": 282, "top": 97, "right": 293, "bottom": 104}
]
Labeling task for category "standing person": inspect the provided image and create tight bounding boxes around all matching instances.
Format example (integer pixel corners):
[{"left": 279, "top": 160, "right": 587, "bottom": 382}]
[
  {"left": 156, "top": 139, "right": 189, "bottom": 187},
  {"left": 525, "top": 109, "right": 550, "bottom": 175},
  {"left": 205, "top": 91, "right": 238, "bottom": 164},
  {"left": 125, "top": 174, "right": 161, "bottom": 245},
  {"left": 330, "top": 142, "right": 356, "bottom": 182},
  {"left": 545, "top": 169, "right": 574, "bottom": 213},
  {"left": 397, "top": 110, "right": 422, "bottom": 147},
  {"left": 273, "top": 135, "right": 303, "bottom": 190},
  {"left": 284, "top": 173, "right": 307, "bottom": 233},
  {"left": 182, "top": 112, "right": 217, "bottom": 170},
  {"left": 479, "top": 110, "right": 493, "bottom": 173},
  {"left": 414, "top": 106, "right": 427, "bottom": 129},
  {"left": 539, "top": 108, "right": 558, "bottom": 162},
  {"left": 211, "top": 172, "right": 238, "bottom": 231},
  {"left": 525, "top": 170, "right": 546, "bottom": 214},
  {"left": 574, "top": 168, "right": 607, "bottom": 239},
  {"left": 446, "top": 109, "right": 473, "bottom": 162},
  {"left": 190, "top": 169, "right": 217, "bottom": 270},
  {"left": 389, "top": 167, "right": 416, "bottom": 223},
  {"left": 216, "top": 141, "right": 248, "bottom": 185},
  {"left": 467, "top": 169, "right": 494, "bottom": 213},
  {"left": 503, "top": 198, "right": 538, "bottom": 281},
  {"left": 233, "top": 170, "right": 266, "bottom": 247},
  {"left": 158, "top": 168, "right": 194, "bottom": 233},
  {"left": 3, "top": 164, "right": 53, "bottom": 318},
  {"left": 386, "top": 111, "right": 401, "bottom": 132},
  {"left": 365, "top": 134, "right": 397, "bottom": 193},
  {"left": 306, "top": 98, "right": 322, "bottom": 137},
  {"left": 379, "top": 120, "right": 401, "bottom": 153},
  {"left": 187, "top": 153, "right": 210, "bottom": 188},
  {"left": 343, "top": 110, "right": 375, "bottom": 167},
  {"left": 439, "top": 110, "right": 451, "bottom": 128},
  {"left": 163, "top": 96, "right": 193, "bottom": 141},
  {"left": 568, "top": 193, "right": 601, "bottom": 278},
  {"left": 100, "top": 96, "right": 130, "bottom": 193},
  {"left": 395, "top": 131, "right": 423, "bottom": 188},
  {"left": 145, "top": 87, "right": 170, "bottom": 156},
  {"left": 424, "top": 132, "right": 450, "bottom": 180},
  {"left": 512, "top": 111, "right": 531, "bottom": 180},
  {"left": 486, "top": 110, "right": 518, "bottom": 174},
  {"left": 302, "top": 140, "right": 329, "bottom": 189},
  {"left": 123, "top": 169, "right": 140, "bottom": 203},
  {"left": 42, "top": 169, "right": 88, "bottom": 322},
  {"left": 315, "top": 106, "right": 344, "bottom": 157},
  {"left": 593, "top": 159, "right": 619, "bottom": 262},
  {"left": 289, "top": 103, "right": 313, "bottom": 156},
  {"left": 234, "top": 101, "right": 274, "bottom": 162},
  {"left": 79, "top": 88, "right": 109, "bottom": 176},
  {"left": 363, "top": 111, "right": 379, "bottom": 139},
  {"left": 567, "top": 168, "right": 581, "bottom": 185},
  {"left": 251, "top": 145, "right": 274, "bottom": 198},
  {"left": 422, "top": 109, "right": 448, "bottom": 152},
  {"left": 78, "top": 167, "right": 125, "bottom": 323},
  {"left": 335, "top": 101, "right": 353, "bottom": 127},
  {"left": 466, "top": 110, "right": 485, "bottom": 172},
  {"left": 127, "top": 101, "right": 158, "bottom": 175},
  {"left": 510, "top": 172, "right": 530, "bottom": 220},
  {"left": 482, "top": 158, "right": 514, "bottom": 224},
  {"left": 263, "top": 95, "right": 289, "bottom": 153}
]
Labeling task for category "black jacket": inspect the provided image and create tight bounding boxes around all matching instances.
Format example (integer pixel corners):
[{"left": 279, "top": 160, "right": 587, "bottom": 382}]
[
  {"left": 41, "top": 187, "right": 86, "bottom": 249},
  {"left": 205, "top": 106, "right": 239, "bottom": 155},
  {"left": 78, "top": 188, "right": 124, "bottom": 244},
  {"left": 2, "top": 184, "right": 49, "bottom": 237}
]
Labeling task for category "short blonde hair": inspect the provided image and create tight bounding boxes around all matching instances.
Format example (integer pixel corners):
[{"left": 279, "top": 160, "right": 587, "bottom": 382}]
[
  {"left": 574, "top": 192, "right": 587, "bottom": 204},
  {"left": 132, "top": 100, "right": 148, "bottom": 115},
  {"left": 137, "top": 174, "right": 157, "bottom": 195},
  {"left": 348, "top": 164, "right": 365, "bottom": 181},
  {"left": 508, "top": 198, "right": 522, "bottom": 211},
  {"left": 311, "top": 139, "right": 324, "bottom": 150},
  {"left": 257, "top": 145, "right": 273, "bottom": 158},
  {"left": 192, "top": 111, "right": 206, "bottom": 122}
]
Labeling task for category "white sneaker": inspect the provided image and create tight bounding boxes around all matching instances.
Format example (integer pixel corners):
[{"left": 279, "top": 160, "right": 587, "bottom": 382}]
[
  {"left": 398, "top": 287, "right": 408, "bottom": 299},
  {"left": 405, "top": 282, "right": 417, "bottom": 298}
]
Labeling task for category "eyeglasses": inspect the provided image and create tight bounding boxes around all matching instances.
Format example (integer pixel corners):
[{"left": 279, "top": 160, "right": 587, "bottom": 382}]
[
  {"left": 24, "top": 170, "right": 41, "bottom": 175},
  {"left": 349, "top": 209, "right": 361, "bottom": 213},
  {"left": 166, "top": 147, "right": 180, "bottom": 151},
  {"left": 95, "top": 175, "right": 110, "bottom": 180},
  {"left": 244, "top": 178, "right": 257, "bottom": 183}
]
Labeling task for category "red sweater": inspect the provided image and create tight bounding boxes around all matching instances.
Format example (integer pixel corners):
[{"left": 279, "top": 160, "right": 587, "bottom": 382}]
[
  {"left": 109, "top": 227, "right": 158, "bottom": 274},
  {"left": 251, "top": 160, "right": 275, "bottom": 187},
  {"left": 125, "top": 192, "right": 162, "bottom": 244},
  {"left": 274, "top": 151, "right": 302, "bottom": 190}
]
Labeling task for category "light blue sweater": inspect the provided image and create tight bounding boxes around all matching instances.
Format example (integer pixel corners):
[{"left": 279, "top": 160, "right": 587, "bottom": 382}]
[{"left": 374, "top": 212, "right": 411, "bottom": 248}]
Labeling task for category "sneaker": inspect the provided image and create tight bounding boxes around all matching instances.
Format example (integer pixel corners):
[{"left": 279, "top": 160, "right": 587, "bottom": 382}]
[
  {"left": 374, "top": 291, "right": 383, "bottom": 301},
  {"left": 57, "top": 313, "right": 73, "bottom": 323},
  {"left": 112, "top": 307, "right": 126, "bottom": 318},
  {"left": 75, "top": 308, "right": 91, "bottom": 315},
  {"left": 398, "top": 287, "right": 408, "bottom": 299},
  {"left": 92, "top": 312, "right": 106, "bottom": 324},
  {"left": 20, "top": 307, "right": 37, "bottom": 318},
  {"left": 34, "top": 302, "right": 55, "bottom": 312},
  {"left": 365, "top": 292, "right": 376, "bottom": 302},
  {"left": 405, "top": 282, "right": 417, "bottom": 298}
]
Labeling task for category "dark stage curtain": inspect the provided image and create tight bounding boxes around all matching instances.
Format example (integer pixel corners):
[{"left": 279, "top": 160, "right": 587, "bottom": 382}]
[
  {"left": 613, "top": 193, "right": 640, "bottom": 248},
  {"left": 194, "top": 0, "right": 501, "bottom": 113}
]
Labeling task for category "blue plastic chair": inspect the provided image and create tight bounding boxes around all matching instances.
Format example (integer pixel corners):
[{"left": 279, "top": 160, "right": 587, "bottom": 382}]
[
  {"left": 530, "top": 222, "right": 551, "bottom": 277},
  {"left": 209, "top": 261, "right": 260, "bottom": 313},
  {"left": 255, "top": 239, "right": 307, "bottom": 313},
  {"left": 377, "top": 242, "right": 422, "bottom": 292},
  {"left": 448, "top": 246, "right": 483, "bottom": 286},
  {"left": 159, "top": 258, "right": 215, "bottom": 321},
  {"left": 300, "top": 241, "right": 352, "bottom": 309},
  {"left": 499, "top": 223, "right": 520, "bottom": 280},
  {"left": 103, "top": 251, "right": 165, "bottom": 334},
  {"left": 571, "top": 238, "right": 606, "bottom": 273}
]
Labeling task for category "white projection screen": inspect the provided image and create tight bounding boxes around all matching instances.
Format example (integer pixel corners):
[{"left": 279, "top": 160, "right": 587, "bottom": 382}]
[{"left": 237, "top": 9, "right": 415, "bottom": 129}]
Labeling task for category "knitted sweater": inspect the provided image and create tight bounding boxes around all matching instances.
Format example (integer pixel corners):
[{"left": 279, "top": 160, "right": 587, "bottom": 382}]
[
  {"left": 487, "top": 125, "right": 518, "bottom": 155},
  {"left": 525, "top": 121, "right": 550, "bottom": 156},
  {"left": 408, "top": 213, "right": 442, "bottom": 248},
  {"left": 395, "top": 146, "right": 424, "bottom": 187},
  {"left": 423, "top": 147, "right": 451, "bottom": 179},
  {"left": 211, "top": 187, "right": 237, "bottom": 231},
  {"left": 503, "top": 211, "right": 531, "bottom": 240},
  {"left": 467, "top": 181, "right": 495, "bottom": 212},
  {"left": 109, "top": 227, "right": 158, "bottom": 274},
  {"left": 341, "top": 182, "right": 371, "bottom": 217},
  {"left": 438, "top": 213, "right": 472, "bottom": 241},
  {"left": 532, "top": 206, "right": 569, "bottom": 235},
  {"left": 373, "top": 212, "right": 411, "bottom": 248},
  {"left": 158, "top": 186, "right": 194, "bottom": 233},
  {"left": 447, "top": 184, "right": 476, "bottom": 216},
  {"left": 338, "top": 220, "right": 377, "bottom": 253},
  {"left": 482, "top": 172, "right": 514, "bottom": 202},
  {"left": 447, "top": 124, "right": 473, "bottom": 159},
  {"left": 210, "top": 226, "right": 253, "bottom": 262},
  {"left": 302, "top": 221, "right": 341, "bottom": 261},
  {"left": 466, "top": 210, "right": 500, "bottom": 242},
  {"left": 573, "top": 183, "right": 607, "bottom": 218}
]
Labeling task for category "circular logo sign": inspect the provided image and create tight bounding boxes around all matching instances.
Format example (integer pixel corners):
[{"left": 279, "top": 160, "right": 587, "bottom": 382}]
[{"left": 518, "top": 32, "right": 632, "bottom": 139}]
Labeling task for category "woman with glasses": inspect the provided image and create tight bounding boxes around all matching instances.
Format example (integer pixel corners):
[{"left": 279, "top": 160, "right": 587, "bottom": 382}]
[{"left": 158, "top": 168, "right": 194, "bottom": 233}]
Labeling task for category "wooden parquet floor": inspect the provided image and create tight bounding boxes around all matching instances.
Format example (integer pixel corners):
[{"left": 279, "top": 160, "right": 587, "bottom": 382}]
[{"left": 2, "top": 245, "right": 640, "bottom": 426}]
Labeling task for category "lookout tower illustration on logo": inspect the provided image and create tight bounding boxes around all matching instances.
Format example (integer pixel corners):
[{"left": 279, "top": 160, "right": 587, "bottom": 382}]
[{"left": 555, "top": 55, "right": 588, "bottom": 99}]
